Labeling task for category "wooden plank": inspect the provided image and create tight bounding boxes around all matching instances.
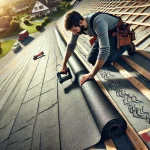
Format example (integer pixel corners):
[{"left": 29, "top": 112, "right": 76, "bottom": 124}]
[
  {"left": 104, "top": 1, "right": 131, "bottom": 12},
  {"left": 112, "top": 4, "right": 150, "bottom": 9},
  {"left": 121, "top": 55, "right": 150, "bottom": 80},
  {"left": 136, "top": 50, "right": 150, "bottom": 60},
  {"left": 104, "top": 139, "right": 117, "bottom": 150},
  {"left": 112, "top": 12, "right": 149, "bottom": 16},
  {"left": 133, "top": 15, "right": 150, "bottom": 30},
  {"left": 126, "top": 21, "right": 150, "bottom": 27},
  {"left": 113, "top": 61, "right": 150, "bottom": 100},
  {"left": 138, "top": 128, "right": 150, "bottom": 135},
  {"left": 135, "top": 32, "right": 150, "bottom": 46},
  {"left": 130, "top": 8, "right": 149, "bottom": 22},
  {"left": 144, "top": 44, "right": 150, "bottom": 49}
]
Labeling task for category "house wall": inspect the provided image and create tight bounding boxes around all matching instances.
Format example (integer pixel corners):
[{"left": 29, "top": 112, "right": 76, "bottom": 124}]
[
  {"left": 31, "top": 9, "right": 51, "bottom": 17},
  {"left": 31, "top": 0, "right": 59, "bottom": 17}
]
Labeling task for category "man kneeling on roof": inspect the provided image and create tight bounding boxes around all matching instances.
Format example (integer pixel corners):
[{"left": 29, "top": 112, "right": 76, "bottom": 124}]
[{"left": 60, "top": 11, "right": 136, "bottom": 86}]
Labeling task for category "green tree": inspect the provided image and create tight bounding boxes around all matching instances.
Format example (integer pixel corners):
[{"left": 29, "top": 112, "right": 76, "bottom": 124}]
[
  {"left": 44, "top": 16, "right": 50, "bottom": 23},
  {"left": 12, "top": 16, "right": 18, "bottom": 21},
  {"left": 10, "top": 20, "right": 20, "bottom": 30},
  {"left": 58, "top": 1, "right": 70, "bottom": 11}
]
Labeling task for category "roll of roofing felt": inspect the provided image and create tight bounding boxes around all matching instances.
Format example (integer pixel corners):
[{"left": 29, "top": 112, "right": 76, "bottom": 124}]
[
  {"left": 69, "top": 55, "right": 127, "bottom": 140},
  {"left": 55, "top": 28, "right": 127, "bottom": 140},
  {"left": 82, "top": 81, "right": 127, "bottom": 139}
]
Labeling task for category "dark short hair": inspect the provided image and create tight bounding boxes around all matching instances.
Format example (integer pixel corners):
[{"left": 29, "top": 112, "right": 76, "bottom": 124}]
[{"left": 64, "top": 11, "right": 84, "bottom": 30}]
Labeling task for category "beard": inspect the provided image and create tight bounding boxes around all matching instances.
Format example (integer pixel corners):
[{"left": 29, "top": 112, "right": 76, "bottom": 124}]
[{"left": 77, "top": 25, "right": 86, "bottom": 35}]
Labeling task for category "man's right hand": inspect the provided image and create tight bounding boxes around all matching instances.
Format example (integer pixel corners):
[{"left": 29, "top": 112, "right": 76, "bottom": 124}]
[
  {"left": 60, "top": 50, "right": 73, "bottom": 74},
  {"left": 60, "top": 64, "right": 68, "bottom": 74}
]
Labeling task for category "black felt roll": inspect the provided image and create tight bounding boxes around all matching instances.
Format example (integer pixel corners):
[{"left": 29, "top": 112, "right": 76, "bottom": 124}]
[
  {"left": 101, "top": 118, "right": 127, "bottom": 139},
  {"left": 55, "top": 28, "right": 127, "bottom": 140},
  {"left": 68, "top": 54, "right": 127, "bottom": 139},
  {"left": 71, "top": 53, "right": 127, "bottom": 139}
]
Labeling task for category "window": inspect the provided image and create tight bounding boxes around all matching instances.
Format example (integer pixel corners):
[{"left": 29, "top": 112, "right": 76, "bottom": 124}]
[
  {"left": 52, "top": 7, "right": 57, "bottom": 11},
  {"left": 34, "top": 7, "right": 38, "bottom": 10},
  {"left": 39, "top": 5, "right": 44, "bottom": 9}
]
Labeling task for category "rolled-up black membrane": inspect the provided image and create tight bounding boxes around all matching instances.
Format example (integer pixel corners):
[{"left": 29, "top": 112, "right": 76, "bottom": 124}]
[{"left": 55, "top": 28, "right": 127, "bottom": 140}]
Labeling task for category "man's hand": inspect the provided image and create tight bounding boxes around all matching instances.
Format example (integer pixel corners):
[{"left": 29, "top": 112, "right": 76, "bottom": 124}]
[
  {"left": 60, "top": 64, "right": 68, "bottom": 74},
  {"left": 60, "top": 50, "right": 73, "bottom": 74},
  {"left": 80, "top": 59, "right": 105, "bottom": 86},
  {"left": 80, "top": 73, "right": 94, "bottom": 86}
]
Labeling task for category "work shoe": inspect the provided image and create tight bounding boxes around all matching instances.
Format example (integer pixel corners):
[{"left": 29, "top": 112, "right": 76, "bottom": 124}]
[{"left": 127, "top": 42, "right": 136, "bottom": 55}]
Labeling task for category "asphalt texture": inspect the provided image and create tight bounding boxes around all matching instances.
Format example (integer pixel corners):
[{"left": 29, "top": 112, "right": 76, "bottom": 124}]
[{"left": 0, "top": 24, "right": 101, "bottom": 150}]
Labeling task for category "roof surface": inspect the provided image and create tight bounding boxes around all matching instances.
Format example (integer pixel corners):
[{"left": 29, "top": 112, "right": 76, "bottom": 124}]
[{"left": 0, "top": 0, "right": 150, "bottom": 150}]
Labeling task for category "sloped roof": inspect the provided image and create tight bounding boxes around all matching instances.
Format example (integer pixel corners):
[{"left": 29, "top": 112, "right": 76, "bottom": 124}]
[
  {"left": 0, "top": 0, "right": 150, "bottom": 150},
  {"left": 39, "top": 0, "right": 59, "bottom": 9},
  {"left": 32, "top": 1, "right": 49, "bottom": 13}
]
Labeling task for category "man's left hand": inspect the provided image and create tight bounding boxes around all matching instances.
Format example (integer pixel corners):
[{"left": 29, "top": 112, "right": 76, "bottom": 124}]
[{"left": 80, "top": 73, "right": 94, "bottom": 86}]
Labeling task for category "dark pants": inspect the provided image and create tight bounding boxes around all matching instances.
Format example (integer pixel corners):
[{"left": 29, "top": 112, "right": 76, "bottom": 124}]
[{"left": 87, "top": 35, "right": 130, "bottom": 66}]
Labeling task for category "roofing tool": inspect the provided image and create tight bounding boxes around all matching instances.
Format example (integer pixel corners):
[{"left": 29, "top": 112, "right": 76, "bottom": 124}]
[
  {"left": 33, "top": 51, "right": 44, "bottom": 60},
  {"left": 56, "top": 65, "right": 72, "bottom": 84}
]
